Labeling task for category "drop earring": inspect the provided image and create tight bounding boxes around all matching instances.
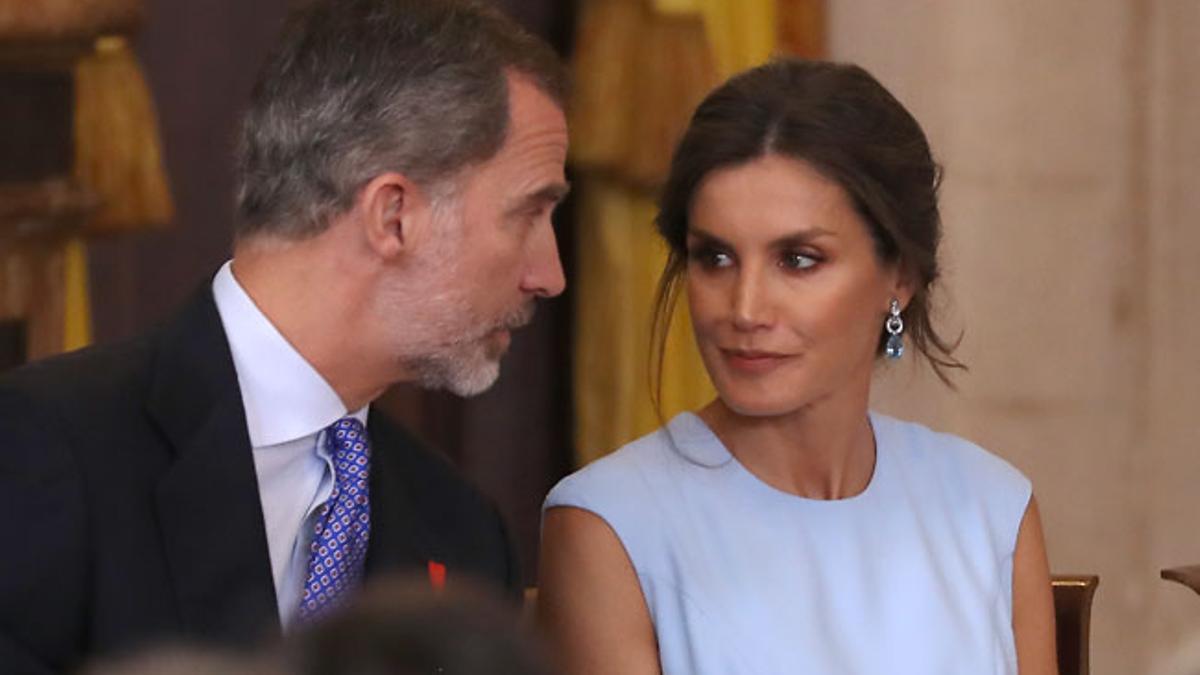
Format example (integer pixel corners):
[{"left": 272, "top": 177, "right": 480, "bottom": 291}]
[{"left": 884, "top": 298, "right": 904, "bottom": 360}]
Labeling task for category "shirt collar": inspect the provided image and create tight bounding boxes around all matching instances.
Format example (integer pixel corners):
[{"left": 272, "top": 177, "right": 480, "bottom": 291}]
[{"left": 212, "top": 260, "right": 367, "bottom": 447}]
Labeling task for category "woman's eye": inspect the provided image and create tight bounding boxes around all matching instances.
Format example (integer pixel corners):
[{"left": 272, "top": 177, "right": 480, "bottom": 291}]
[
  {"left": 688, "top": 247, "right": 733, "bottom": 269},
  {"left": 781, "top": 251, "right": 819, "bottom": 270}
]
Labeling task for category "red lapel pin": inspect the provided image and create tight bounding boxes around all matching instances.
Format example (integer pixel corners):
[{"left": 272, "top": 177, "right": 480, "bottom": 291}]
[{"left": 427, "top": 560, "right": 447, "bottom": 591}]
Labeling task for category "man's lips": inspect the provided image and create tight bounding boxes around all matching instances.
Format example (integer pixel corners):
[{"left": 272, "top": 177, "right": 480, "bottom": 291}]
[{"left": 484, "top": 327, "right": 513, "bottom": 359}]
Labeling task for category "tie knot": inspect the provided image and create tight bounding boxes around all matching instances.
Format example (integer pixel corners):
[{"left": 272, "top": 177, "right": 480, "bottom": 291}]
[
  {"left": 327, "top": 417, "right": 369, "bottom": 462},
  {"left": 331, "top": 416, "right": 365, "bottom": 436}
]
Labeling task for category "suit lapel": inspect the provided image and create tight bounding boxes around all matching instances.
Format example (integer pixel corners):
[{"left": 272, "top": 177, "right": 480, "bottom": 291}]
[
  {"left": 364, "top": 412, "right": 434, "bottom": 580},
  {"left": 147, "top": 287, "right": 280, "bottom": 644}
]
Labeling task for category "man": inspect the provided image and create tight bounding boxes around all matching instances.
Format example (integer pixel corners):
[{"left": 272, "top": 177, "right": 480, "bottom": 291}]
[{"left": 0, "top": 0, "right": 569, "bottom": 672}]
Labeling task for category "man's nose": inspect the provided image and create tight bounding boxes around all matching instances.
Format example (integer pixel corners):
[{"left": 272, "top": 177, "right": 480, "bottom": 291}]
[{"left": 521, "top": 222, "right": 566, "bottom": 298}]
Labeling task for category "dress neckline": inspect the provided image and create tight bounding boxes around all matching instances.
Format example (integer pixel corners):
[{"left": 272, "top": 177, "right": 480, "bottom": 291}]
[{"left": 665, "top": 410, "right": 889, "bottom": 506}]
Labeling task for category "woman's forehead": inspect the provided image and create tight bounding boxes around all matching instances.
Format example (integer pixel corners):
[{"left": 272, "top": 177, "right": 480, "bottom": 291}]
[{"left": 687, "top": 156, "right": 866, "bottom": 245}]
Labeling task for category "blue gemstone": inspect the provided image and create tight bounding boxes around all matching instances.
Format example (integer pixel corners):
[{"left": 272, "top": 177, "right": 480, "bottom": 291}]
[{"left": 885, "top": 334, "right": 904, "bottom": 360}]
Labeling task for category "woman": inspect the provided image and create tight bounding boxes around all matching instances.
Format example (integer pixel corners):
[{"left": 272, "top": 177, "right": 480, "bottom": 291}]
[{"left": 538, "top": 59, "right": 1057, "bottom": 674}]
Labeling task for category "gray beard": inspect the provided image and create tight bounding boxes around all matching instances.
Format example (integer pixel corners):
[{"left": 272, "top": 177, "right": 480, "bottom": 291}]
[
  {"left": 404, "top": 343, "right": 502, "bottom": 397},
  {"left": 401, "top": 300, "right": 536, "bottom": 397}
]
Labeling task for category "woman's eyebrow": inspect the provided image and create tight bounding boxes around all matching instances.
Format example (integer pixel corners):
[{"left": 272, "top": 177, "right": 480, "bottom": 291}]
[
  {"left": 686, "top": 228, "right": 728, "bottom": 247},
  {"left": 770, "top": 227, "right": 836, "bottom": 248},
  {"left": 687, "top": 226, "right": 835, "bottom": 248}
]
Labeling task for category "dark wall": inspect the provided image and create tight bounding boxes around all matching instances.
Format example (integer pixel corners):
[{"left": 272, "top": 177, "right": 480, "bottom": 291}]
[{"left": 89, "top": 0, "right": 577, "bottom": 586}]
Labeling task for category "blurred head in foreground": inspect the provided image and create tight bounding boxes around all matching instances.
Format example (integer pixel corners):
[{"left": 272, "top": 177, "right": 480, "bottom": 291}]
[{"left": 287, "top": 576, "right": 552, "bottom": 675}]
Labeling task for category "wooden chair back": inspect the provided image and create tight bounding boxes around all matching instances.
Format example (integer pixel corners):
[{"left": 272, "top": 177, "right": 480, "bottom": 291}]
[{"left": 1052, "top": 574, "right": 1100, "bottom": 675}]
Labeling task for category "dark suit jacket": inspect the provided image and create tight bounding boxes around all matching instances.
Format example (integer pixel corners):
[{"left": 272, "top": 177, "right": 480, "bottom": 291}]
[{"left": 0, "top": 286, "right": 519, "bottom": 675}]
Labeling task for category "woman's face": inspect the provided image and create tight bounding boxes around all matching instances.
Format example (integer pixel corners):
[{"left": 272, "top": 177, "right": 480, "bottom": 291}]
[{"left": 685, "top": 154, "right": 908, "bottom": 418}]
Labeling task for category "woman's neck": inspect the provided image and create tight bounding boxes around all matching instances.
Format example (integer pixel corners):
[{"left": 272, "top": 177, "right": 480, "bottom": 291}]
[{"left": 698, "top": 390, "right": 877, "bottom": 500}]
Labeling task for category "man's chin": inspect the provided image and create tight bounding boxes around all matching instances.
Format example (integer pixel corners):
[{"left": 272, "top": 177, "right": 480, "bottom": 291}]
[
  {"left": 405, "top": 336, "right": 508, "bottom": 397},
  {"left": 443, "top": 361, "right": 501, "bottom": 397}
]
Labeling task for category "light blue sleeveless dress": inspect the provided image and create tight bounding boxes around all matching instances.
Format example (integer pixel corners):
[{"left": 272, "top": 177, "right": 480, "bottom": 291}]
[{"left": 544, "top": 412, "right": 1031, "bottom": 674}]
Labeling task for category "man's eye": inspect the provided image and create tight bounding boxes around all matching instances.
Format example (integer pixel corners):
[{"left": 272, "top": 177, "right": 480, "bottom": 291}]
[{"left": 781, "top": 252, "right": 819, "bottom": 270}]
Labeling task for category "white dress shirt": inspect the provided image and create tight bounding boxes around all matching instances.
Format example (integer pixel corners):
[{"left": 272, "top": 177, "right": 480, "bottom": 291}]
[{"left": 211, "top": 261, "right": 367, "bottom": 629}]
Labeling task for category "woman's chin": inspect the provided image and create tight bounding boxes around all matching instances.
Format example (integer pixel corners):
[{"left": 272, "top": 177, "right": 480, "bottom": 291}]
[{"left": 715, "top": 390, "right": 804, "bottom": 419}]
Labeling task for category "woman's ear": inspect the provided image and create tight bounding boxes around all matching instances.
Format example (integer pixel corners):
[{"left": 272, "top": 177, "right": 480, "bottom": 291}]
[{"left": 888, "top": 261, "right": 918, "bottom": 312}]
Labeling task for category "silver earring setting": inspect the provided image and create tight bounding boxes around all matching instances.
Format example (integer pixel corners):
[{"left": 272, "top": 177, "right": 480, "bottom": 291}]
[{"left": 885, "top": 298, "right": 904, "bottom": 360}]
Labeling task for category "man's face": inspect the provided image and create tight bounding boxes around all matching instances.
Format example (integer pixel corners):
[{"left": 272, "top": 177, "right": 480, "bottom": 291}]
[{"left": 395, "top": 73, "right": 569, "bottom": 396}]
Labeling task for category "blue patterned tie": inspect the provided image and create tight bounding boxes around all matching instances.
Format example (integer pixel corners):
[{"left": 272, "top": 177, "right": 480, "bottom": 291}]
[{"left": 297, "top": 417, "right": 372, "bottom": 622}]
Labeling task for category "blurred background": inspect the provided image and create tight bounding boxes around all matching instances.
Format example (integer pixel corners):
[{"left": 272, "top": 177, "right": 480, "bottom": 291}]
[{"left": 1, "top": 1, "right": 1198, "bottom": 673}]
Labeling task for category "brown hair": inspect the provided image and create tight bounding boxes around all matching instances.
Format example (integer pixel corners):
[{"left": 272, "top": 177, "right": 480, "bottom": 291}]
[
  {"left": 234, "top": 0, "right": 568, "bottom": 239},
  {"left": 651, "top": 58, "right": 964, "bottom": 408}
]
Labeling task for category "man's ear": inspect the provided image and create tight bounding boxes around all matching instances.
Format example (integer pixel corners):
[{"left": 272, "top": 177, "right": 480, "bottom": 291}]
[{"left": 357, "top": 172, "right": 427, "bottom": 259}]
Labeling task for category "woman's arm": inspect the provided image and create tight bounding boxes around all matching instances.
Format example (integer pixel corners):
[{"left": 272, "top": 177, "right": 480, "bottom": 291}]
[
  {"left": 537, "top": 506, "right": 661, "bottom": 675},
  {"left": 1012, "top": 495, "right": 1059, "bottom": 675}
]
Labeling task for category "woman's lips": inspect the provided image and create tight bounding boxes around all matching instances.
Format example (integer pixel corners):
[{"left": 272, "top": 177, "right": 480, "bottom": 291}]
[{"left": 720, "top": 348, "right": 793, "bottom": 374}]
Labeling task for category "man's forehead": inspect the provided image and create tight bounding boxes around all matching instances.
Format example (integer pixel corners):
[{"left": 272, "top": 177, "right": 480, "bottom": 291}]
[
  {"left": 504, "top": 72, "right": 568, "bottom": 144},
  {"left": 469, "top": 74, "right": 567, "bottom": 191},
  {"left": 437, "top": 71, "right": 567, "bottom": 206},
  {"left": 504, "top": 68, "right": 566, "bottom": 115}
]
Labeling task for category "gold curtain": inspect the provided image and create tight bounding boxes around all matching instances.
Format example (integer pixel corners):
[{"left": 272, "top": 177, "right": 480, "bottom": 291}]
[
  {"left": 0, "top": 2, "right": 170, "bottom": 354},
  {"left": 570, "top": 0, "right": 825, "bottom": 465},
  {"left": 67, "top": 34, "right": 174, "bottom": 349}
]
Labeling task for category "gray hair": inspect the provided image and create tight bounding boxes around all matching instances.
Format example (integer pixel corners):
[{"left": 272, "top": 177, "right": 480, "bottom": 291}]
[{"left": 234, "top": 0, "right": 568, "bottom": 239}]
